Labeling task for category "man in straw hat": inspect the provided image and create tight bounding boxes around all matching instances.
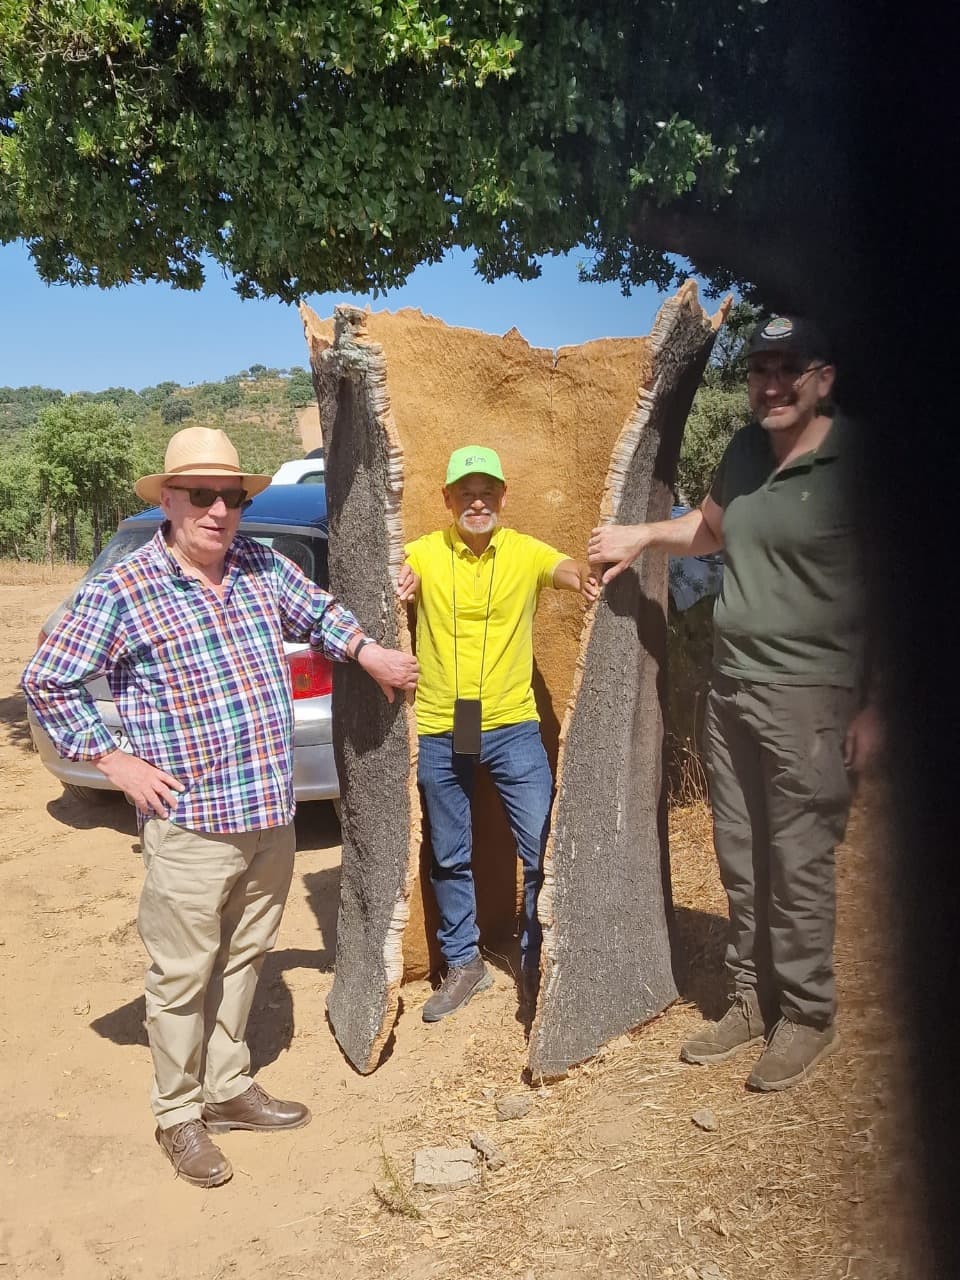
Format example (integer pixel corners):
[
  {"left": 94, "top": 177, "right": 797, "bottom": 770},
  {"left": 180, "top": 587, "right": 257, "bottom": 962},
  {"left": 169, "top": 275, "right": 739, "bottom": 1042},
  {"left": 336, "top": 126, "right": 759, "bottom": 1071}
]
[
  {"left": 588, "top": 316, "right": 881, "bottom": 1092},
  {"left": 23, "top": 426, "right": 419, "bottom": 1187},
  {"left": 397, "top": 446, "right": 598, "bottom": 1024}
]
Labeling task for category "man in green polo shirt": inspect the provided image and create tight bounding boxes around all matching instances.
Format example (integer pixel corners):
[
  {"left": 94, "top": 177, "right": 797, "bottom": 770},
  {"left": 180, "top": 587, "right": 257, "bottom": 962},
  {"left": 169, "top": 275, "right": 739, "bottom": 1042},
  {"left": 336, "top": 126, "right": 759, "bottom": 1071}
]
[
  {"left": 588, "top": 315, "right": 880, "bottom": 1091},
  {"left": 397, "top": 446, "right": 598, "bottom": 1023}
]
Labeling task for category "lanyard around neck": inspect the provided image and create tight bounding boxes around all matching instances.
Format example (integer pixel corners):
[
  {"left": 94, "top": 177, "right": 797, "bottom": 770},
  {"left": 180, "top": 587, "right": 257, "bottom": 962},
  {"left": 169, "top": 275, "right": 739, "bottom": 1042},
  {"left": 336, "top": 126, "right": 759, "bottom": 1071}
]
[{"left": 451, "top": 540, "right": 496, "bottom": 700}]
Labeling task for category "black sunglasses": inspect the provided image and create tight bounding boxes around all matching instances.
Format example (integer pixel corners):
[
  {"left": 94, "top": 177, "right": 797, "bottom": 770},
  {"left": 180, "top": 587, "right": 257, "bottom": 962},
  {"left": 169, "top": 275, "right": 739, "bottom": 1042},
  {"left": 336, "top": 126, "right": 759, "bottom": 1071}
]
[{"left": 167, "top": 485, "right": 251, "bottom": 510}]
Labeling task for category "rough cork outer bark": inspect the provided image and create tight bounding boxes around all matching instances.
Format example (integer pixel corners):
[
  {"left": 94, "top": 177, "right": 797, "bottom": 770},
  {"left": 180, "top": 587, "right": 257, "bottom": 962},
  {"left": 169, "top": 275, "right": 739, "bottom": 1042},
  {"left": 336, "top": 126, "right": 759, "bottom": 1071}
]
[
  {"left": 528, "top": 282, "right": 729, "bottom": 1079},
  {"left": 302, "top": 306, "right": 421, "bottom": 1074}
]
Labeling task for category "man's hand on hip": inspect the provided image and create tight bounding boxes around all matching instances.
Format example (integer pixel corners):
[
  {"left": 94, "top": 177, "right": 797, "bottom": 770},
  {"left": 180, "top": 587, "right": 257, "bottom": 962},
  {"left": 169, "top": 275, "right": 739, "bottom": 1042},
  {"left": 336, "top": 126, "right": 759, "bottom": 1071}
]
[
  {"left": 94, "top": 749, "right": 185, "bottom": 818},
  {"left": 357, "top": 643, "right": 419, "bottom": 703}
]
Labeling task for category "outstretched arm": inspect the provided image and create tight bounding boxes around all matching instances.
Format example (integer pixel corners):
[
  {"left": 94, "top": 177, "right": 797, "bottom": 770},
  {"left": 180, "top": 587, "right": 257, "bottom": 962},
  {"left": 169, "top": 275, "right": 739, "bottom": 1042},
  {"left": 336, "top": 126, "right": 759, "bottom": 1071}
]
[
  {"left": 552, "top": 558, "right": 601, "bottom": 604},
  {"left": 587, "top": 498, "right": 724, "bottom": 585}
]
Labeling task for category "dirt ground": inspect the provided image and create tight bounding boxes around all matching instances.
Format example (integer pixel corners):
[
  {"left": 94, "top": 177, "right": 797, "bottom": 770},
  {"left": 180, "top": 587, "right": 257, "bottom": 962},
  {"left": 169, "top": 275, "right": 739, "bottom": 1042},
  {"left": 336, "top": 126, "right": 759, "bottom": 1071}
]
[{"left": 0, "top": 564, "right": 925, "bottom": 1280}]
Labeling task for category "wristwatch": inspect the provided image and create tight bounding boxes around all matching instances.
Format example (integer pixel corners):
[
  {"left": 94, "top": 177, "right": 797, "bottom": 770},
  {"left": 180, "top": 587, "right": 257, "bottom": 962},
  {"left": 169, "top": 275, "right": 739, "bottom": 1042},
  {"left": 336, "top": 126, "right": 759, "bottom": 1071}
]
[{"left": 353, "top": 636, "right": 375, "bottom": 661}]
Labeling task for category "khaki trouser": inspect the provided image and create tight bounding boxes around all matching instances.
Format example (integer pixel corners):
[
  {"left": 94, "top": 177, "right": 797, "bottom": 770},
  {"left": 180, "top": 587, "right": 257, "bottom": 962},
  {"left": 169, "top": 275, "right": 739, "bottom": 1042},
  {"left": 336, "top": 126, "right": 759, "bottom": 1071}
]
[
  {"left": 704, "top": 676, "right": 854, "bottom": 1029},
  {"left": 138, "top": 819, "right": 296, "bottom": 1128}
]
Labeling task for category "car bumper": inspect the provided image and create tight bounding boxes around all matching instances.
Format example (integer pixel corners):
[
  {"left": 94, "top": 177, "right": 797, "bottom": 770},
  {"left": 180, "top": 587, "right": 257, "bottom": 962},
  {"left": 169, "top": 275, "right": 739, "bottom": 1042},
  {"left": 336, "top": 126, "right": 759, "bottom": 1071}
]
[{"left": 26, "top": 705, "right": 340, "bottom": 804}]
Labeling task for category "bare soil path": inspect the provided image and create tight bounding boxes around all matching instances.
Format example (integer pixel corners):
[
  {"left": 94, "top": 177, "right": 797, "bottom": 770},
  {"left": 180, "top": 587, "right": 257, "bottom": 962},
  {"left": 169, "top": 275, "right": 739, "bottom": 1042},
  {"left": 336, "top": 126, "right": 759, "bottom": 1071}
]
[{"left": 0, "top": 564, "right": 920, "bottom": 1279}]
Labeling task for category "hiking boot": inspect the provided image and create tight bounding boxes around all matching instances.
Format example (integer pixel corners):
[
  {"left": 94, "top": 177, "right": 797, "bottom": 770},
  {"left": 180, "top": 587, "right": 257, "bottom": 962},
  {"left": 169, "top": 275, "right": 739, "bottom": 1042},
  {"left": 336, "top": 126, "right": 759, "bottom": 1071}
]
[
  {"left": 422, "top": 955, "right": 493, "bottom": 1023},
  {"left": 155, "top": 1119, "right": 233, "bottom": 1188},
  {"left": 747, "top": 1017, "right": 838, "bottom": 1092},
  {"left": 680, "top": 989, "right": 765, "bottom": 1065},
  {"left": 203, "top": 1081, "right": 311, "bottom": 1133}
]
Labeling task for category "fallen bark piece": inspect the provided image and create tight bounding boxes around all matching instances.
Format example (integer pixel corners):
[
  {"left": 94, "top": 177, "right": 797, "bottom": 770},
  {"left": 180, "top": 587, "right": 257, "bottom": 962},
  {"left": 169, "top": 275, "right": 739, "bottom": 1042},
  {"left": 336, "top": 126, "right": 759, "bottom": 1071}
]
[
  {"left": 691, "top": 1108, "right": 719, "bottom": 1133},
  {"left": 529, "top": 283, "right": 727, "bottom": 1079},
  {"left": 469, "top": 1132, "right": 507, "bottom": 1170},
  {"left": 495, "top": 1094, "right": 533, "bottom": 1122},
  {"left": 412, "top": 1147, "right": 479, "bottom": 1189}
]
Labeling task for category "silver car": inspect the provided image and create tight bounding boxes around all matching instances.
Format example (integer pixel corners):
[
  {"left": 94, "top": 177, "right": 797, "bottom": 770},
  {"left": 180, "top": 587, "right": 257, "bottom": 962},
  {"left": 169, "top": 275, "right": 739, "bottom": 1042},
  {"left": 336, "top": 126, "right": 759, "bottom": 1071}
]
[{"left": 26, "top": 484, "right": 340, "bottom": 816}]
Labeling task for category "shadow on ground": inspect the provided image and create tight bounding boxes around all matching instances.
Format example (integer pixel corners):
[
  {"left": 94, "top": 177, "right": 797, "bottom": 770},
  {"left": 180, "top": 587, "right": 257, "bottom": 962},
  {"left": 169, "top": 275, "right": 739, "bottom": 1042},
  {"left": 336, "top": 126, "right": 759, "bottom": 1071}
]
[
  {"left": 672, "top": 904, "right": 728, "bottom": 1019},
  {"left": 46, "top": 791, "right": 140, "bottom": 835},
  {"left": 89, "top": 861, "right": 343, "bottom": 1075},
  {"left": 294, "top": 799, "right": 343, "bottom": 853},
  {"left": 0, "top": 693, "right": 38, "bottom": 754}
]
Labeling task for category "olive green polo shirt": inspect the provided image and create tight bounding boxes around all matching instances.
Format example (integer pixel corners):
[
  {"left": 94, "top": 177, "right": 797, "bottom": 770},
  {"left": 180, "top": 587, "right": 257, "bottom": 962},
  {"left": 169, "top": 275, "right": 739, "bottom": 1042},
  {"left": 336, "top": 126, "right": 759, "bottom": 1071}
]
[{"left": 708, "top": 416, "right": 863, "bottom": 687}]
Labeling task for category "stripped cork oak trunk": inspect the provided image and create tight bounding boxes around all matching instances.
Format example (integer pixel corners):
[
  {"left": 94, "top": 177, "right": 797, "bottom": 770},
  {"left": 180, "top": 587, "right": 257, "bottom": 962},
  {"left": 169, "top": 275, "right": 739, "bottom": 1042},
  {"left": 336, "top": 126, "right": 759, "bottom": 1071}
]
[
  {"left": 302, "top": 284, "right": 726, "bottom": 1075},
  {"left": 528, "top": 284, "right": 727, "bottom": 1077}
]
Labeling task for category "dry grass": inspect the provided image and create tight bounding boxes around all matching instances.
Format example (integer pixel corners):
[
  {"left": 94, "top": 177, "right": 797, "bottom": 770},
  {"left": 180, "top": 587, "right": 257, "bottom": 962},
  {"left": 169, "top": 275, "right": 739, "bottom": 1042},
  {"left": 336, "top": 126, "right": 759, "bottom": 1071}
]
[
  {"left": 327, "top": 795, "right": 926, "bottom": 1280},
  {"left": 0, "top": 558, "right": 81, "bottom": 588}
]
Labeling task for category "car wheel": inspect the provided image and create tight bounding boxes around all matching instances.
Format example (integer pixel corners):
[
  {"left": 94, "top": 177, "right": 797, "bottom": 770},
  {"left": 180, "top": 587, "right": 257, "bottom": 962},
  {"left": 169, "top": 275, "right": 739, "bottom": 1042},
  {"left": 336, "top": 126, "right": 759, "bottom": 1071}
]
[{"left": 64, "top": 784, "right": 121, "bottom": 805}]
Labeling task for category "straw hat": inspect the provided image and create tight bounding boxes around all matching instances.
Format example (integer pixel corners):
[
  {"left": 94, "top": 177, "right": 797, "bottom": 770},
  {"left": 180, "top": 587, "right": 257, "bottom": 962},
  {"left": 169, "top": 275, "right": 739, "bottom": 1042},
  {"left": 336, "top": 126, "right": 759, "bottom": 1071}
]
[{"left": 134, "top": 427, "right": 272, "bottom": 505}]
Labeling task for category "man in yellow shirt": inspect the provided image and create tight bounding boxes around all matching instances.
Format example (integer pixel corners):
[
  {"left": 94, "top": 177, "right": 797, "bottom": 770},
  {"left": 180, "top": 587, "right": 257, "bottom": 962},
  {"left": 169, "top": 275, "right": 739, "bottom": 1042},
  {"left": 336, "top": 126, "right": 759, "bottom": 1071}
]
[{"left": 397, "top": 446, "right": 597, "bottom": 1021}]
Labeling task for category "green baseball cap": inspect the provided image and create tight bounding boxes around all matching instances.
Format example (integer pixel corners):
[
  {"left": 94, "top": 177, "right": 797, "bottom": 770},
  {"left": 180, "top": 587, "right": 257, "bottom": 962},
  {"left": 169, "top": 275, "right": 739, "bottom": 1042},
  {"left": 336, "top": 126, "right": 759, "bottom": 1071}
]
[{"left": 445, "top": 445, "right": 506, "bottom": 487}]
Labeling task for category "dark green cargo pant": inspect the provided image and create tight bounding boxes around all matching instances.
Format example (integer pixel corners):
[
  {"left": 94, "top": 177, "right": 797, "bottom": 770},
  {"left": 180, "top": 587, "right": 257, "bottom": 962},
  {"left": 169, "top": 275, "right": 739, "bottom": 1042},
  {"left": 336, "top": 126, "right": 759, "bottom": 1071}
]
[{"left": 704, "top": 674, "right": 855, "bottom": 1029}]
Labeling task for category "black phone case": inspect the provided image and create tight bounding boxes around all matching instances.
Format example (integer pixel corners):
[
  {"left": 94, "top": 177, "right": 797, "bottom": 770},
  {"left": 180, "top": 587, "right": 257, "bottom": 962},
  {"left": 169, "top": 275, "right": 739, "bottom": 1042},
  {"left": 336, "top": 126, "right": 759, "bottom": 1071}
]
[{"left": 452, "top": 698, "right": 482, "bottom": 755}]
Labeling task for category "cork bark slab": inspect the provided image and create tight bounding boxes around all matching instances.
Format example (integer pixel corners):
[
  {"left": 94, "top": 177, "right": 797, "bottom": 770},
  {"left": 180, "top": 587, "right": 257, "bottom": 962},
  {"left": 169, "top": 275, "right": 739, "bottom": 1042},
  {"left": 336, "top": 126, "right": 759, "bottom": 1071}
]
[
  {"left": 304, "top": 309, "right": 420, "bottom": 1074},
  {"left": 527, "top": 284, "right": 726, "bottom": 1078}
]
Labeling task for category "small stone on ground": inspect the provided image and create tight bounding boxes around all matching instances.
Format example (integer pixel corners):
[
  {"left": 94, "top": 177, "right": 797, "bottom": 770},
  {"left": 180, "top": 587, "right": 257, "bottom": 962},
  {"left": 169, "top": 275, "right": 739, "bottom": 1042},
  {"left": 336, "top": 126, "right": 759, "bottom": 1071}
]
[
  {"left": 691, "top": 1108, "right": 719, "bottom": 1132},
  {"left": 469, "top": 1131, "right": 506, "bottom": 1170},
  {"left": 496, "top": 1094, "right": 533, "bottom": 1121},
  {"left": 412, "top": 1146, "right": 478, "bottom": 1189}
]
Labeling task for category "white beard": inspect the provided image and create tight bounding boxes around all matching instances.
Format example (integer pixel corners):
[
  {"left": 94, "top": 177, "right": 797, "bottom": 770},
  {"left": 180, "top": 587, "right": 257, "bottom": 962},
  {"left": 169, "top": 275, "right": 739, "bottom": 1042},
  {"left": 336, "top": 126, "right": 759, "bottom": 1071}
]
[{"left": 457, "top": 511, "right": 498, "bottom": 537}]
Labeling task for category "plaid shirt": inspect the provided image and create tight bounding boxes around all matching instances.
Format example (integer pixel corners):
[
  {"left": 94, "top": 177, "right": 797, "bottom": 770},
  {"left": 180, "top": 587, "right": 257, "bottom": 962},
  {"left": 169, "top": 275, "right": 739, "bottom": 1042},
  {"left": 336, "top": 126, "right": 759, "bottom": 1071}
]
[{"left": 22, "top": 527, "right": 364, "bottom": 833}]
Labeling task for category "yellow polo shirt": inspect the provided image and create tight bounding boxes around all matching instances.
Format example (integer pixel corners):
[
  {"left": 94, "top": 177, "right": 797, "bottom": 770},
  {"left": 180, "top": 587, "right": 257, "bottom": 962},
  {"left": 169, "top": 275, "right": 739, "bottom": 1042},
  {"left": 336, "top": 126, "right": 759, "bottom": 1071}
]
[{"left": 404, "top": 525, "right": 567, "bottom": 735}]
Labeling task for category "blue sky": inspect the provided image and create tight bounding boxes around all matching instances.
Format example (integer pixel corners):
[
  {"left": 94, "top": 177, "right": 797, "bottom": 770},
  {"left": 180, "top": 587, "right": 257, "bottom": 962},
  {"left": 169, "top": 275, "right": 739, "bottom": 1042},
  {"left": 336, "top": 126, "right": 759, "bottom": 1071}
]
[{"left": 0, "top": 240, "right": 706, "bottom": 393}]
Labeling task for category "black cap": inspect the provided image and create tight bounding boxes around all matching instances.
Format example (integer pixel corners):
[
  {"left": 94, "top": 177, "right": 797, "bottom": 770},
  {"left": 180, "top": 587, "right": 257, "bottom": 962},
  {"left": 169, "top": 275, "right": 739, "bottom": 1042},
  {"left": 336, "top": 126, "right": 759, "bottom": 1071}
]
[{"left": 747, "top": 315, "right": 833, "bottom": 364}]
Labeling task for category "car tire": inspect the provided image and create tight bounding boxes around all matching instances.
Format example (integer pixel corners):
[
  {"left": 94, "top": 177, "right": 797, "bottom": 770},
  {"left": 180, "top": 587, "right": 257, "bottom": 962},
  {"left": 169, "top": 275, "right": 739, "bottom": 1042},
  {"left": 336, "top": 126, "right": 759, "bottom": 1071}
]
[{"left": 64, "top": 784, "right": 122, "bottom": 805}]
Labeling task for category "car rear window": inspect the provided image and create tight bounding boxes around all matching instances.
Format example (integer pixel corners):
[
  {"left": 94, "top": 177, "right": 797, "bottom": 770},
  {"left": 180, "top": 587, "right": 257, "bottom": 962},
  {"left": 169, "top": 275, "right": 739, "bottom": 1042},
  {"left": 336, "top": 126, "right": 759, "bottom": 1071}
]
[
  {"left": 249, "top": 534, "right": 329, "bottom": 589},
  {"left": 85, "top": 527, "right": 156, "bottom": 580}
]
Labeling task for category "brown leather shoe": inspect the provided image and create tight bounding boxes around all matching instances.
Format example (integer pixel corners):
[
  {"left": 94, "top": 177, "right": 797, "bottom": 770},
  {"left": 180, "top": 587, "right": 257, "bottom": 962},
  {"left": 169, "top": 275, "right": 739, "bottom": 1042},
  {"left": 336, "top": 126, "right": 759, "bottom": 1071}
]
[
  {"left": 155, "top": 1119, "right": 233, "bottom": 1188},
  {"left": 202, "top": 1082, "right": 311, "bottom": 1134}
]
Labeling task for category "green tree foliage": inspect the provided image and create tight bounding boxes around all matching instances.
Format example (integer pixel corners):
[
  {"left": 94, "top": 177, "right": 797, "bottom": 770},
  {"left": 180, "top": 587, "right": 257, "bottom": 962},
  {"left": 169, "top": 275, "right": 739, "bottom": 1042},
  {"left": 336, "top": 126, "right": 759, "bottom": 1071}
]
[
  {"left": 676, "top": 301, "right": 760, "bottom": 505},
  {"left": 33, "top": 398, "right": 137, "bottom": 559},
  {"left": 286, "top": 367, "right": 315, "bottom": 408},
  {"left": 160, "top": 394, "right": 194, "bottom": 424},
  {"left": 0, "top": 1, "right": 789, "bottom": 302},
  {"left": 676, "top": 385, "right": 751, "bottom": 507},
  {"left": 0, "top": 384, "right": 64, "bottom": 436},
  {"left": 0, "top": 448, "right": 42, "bottom": 558},
  {"left": 139, "top": 380, "right": 181, "bottom": 409}
]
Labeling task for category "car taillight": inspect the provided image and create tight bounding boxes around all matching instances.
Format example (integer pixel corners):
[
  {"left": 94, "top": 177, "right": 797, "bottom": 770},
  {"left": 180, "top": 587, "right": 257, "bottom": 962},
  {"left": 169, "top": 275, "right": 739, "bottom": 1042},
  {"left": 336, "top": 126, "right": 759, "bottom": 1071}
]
[{"left": 288, "top": 649, "right": 333, "bottom": 700}]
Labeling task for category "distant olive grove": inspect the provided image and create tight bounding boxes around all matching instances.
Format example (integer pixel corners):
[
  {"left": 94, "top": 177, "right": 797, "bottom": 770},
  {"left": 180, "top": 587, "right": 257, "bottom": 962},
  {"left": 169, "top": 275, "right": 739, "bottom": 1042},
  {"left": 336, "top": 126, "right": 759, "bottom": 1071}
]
[{"left": 0, "top": 367, "right": 312, "bottom": 563}]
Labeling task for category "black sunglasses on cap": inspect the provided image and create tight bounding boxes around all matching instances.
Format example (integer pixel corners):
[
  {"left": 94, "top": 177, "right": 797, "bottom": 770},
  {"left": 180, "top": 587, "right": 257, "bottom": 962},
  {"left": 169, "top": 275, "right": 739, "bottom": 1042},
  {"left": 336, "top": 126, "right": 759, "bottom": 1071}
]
[{"left": 167, "top": 485, "right": 251, "bottom": 510}]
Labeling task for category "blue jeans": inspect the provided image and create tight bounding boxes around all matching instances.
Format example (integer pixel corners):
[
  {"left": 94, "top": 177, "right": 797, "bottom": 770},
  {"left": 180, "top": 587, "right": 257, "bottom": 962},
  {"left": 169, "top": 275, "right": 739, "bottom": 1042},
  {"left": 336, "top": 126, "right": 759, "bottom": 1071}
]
[{"left": 417, "top": 721, "right": 554, "bottom": 969}]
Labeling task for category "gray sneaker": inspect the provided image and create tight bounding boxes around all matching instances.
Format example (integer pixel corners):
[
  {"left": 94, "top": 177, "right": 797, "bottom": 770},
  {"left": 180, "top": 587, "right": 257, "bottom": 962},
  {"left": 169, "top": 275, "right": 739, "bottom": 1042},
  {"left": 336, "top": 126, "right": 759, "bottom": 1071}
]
[
  {"left": 422, "top": 956, "right": 493, "bottom": 1023},
  {"left": 747, "top": 1017, "right": 837, "bottom": 1092},
  {"left": 680, "top": 989, "right": 765, "bottom": 1065}
]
